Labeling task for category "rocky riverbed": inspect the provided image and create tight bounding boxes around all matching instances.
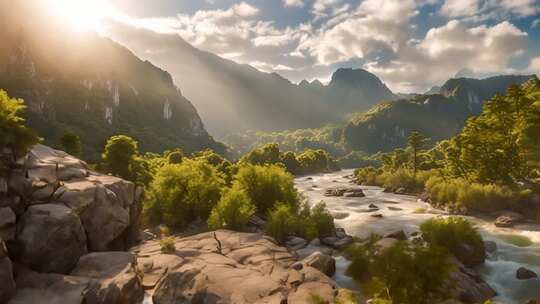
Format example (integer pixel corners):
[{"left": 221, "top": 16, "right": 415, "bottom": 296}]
[{"left": 295, "top": 169, "right": 540, "bottom": 304}]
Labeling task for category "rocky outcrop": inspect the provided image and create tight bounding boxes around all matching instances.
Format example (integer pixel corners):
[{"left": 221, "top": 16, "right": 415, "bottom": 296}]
[
  {"left": 446, "top": 259, "right": 496, "bottom": 303},
  {"left": 0, "top": 144, "right": 143, "bottom": 302},
  {"left": 133, "top": 230, "right": 339, "bottom": 304},
  {"left": 494, "top": 211, "right": 524, "bottom": 228},
  {"left": 516, "top": 267, "right": 538, "bottom": 280},
  {"left": 0, "top": 238, "right": 16, "bottom": 303},
  {"left": 293, "top": 251, "right": 336, "bottom": 277}
]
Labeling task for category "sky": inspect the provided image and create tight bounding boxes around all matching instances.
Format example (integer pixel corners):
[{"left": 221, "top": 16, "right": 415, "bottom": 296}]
[{"left": 52, "top": 0, "right": 540, "bottom": 93}]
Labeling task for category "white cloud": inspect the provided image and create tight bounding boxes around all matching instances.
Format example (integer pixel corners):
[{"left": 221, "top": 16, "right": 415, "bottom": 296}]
[
  {"left": 440, "top": 0, "right": 479, "bottom": 18},
  {"left": 283, "top": 0, "right": 304, "bottom": 8},
  {"left": 439, "top": 0, "right": 540, "bottom": 21}
]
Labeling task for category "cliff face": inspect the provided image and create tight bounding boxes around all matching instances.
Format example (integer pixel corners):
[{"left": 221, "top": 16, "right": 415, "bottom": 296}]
[{"left": 0, "top": 1, "right": 223, "bottom": 161}]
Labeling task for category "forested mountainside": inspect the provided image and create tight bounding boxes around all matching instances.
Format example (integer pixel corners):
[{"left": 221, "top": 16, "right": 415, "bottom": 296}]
[
  {"left": 106, "top": 25, "right": 396, "bottom": 137},
  {"left": 344, "top": 75, "right": 537, "bottom": 153},
  {"left": 0, "top": 1, "right": 224, "bottom": 162}
]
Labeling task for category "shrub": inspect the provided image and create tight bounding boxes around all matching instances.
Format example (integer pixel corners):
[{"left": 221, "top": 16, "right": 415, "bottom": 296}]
[
  {"left": 160, "top": 236, "right": 176, "bottom": 253},
  {"left": 144, "top": 159, "right": 225, "bottom": 228},
  {"left": 208, "top": 187, "right": 256, "bottom": 231},
  {"left": 60, "top": 131, "right": 82, "bottom": 157},
  {"left": 233, "top": 163, "right": 299, "bottom": 215},
  {"left": 265, "top": 203, "right": 297, "bottom": 243},
  {"left": 297, "top": 149, "right": 339, "bottom": 174},
  {"left": 0, "top": 90, "right": 40, "bottom": 160},
  {"left": 420, "top": 217, "right": 484, "bottom": 258},
  {"left": 354, "top": 167, "right": 381, "bottom": 186},
  {"left": 101, "top": 135, "right": 139, "bottom": 180},
  {"left": 309, "top": 202, "right": 335, "bottom": 238}
]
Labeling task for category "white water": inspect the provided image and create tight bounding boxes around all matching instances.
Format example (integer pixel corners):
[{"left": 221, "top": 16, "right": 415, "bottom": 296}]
[{"left": 295, "top": 169, "right": 540, "bottom": 304}]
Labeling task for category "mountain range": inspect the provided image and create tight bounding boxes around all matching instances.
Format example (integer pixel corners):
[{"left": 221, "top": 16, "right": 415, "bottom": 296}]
[
  {"left": 0, "top": 1, "right": 224, "bottom": 162},
  {"left": 106, "top": 25, "right": 397, "bottom": 137}
]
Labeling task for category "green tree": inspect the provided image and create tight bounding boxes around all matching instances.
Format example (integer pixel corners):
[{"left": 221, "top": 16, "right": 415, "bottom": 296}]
[
  {"left": 60, "top": 131, "right": 82, "bottom": 157},
  {"left": 166, "top": 149, "right": 183, "bottom": 164},
  {"left": 208, "top": 186, "right": 256, "bottom": 231},
  {"left": 233, "top": 163, "right": 299, "bottom": 215},
  {"left": 144, "top": 159, "right": 225, "bottom": 228},
  {"left": 265, "top": 203, "right": 297, "bottom": 243},
  {"left": 101, "top": 135, "right": 139, "bottom": 180},
  {"left": 0, "top": 90, "right": 40, "bottom": 162},
  {"left": 407, "top": 131, "right": 428, "bottom": 175}
]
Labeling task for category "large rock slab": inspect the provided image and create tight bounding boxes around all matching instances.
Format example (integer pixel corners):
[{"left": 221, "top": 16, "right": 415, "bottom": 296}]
[
  {"left": 71, "top": 252, "right": 144, "bottom": 304},
  {"left": 131, "top": 230, "right": 338, "bottom": 304},
  {"left": 446, "top": 260, "right": 496, "bottom": 303},
  {"left": 0, "top": 207, "right": 16, "bottom": 241},
  {"left": 16, "top": 204, "right": 87, "bottom": 274}
]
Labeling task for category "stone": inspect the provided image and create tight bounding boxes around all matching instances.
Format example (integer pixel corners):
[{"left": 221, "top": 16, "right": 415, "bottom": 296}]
[
  {"left": 524, "top": 299, "right": 540, "bottom": 304},
  {"left": 368, "top": 203, "right": 379, "bottom": 209},
  {"left": 0, "top": 177, "right": 7, "bottom": 194},
  {"left": 310, "top": 238, "right": 321, "bottom": 246},
  {"left": 131, "top": 230, "right": 337, "bottom": 304},
  {"left": 324, "top": 187, "right": 347, "bottom": 197},
  {"left": 0, "top": 207, "right": 16, "bottom": 241},
  {"left": 0, "top": 238, "right": 15, "bottom": 303},
  {"left": 484, "top": 241, "right": 497, "bottom": 253},
  {"left": 296, "top": 245, "right": 333, "bottom": 259},
  {"left": 395, "top": 187, "right": 407, "bottom": 194},
  {"left": 371, "top": 213, "right": 383, "bottom": 218},
  {"left": 321, "top": 235, "right": 353, "bottom": 249},
  {"left": 446, "top": 260, "right": 496, "bottom": 303},
  {"left": 516, "top": 267, "right": 538, "bottom": 280},
  {"left": 16, "top": 204, "right": 87, "bottom": 274},
  {"left": 71, "top": 252, "right": 144, "bottom": 303},
  {"left": 388, "top": 206, "right": 403, "bottom": 211},
  {"left": 384, "top": 230, "right": 407, "bottom": 241},
  {"left": 343, "top": 189, "right": 365, "bottom": 197},
  {"left": 300, "top": 251, "right": 336, "bottom": 277},
  {"left": 455, "top": 243, "right": 486, "bottom": 268},
  {"left": 286, "top": 236, "right": 307, "bottom": 250},
  {"left": 494, "top": 216, "right": 515, "bottom": 228},
  {"left": 8, "top": 170, "right": 31, "bottom": 196},
  {"left": 248, "top": 215, "right": 266, "bottom": 230}
]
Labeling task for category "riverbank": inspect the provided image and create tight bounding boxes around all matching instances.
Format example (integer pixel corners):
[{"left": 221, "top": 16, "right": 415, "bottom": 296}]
[{"left": 295, "top": 169, "right": 540, "bottom": 304}]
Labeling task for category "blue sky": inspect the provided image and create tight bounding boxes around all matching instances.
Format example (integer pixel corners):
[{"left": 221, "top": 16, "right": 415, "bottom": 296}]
[{"left": 105, "top": 0, "right": 540, "bottom": 92}]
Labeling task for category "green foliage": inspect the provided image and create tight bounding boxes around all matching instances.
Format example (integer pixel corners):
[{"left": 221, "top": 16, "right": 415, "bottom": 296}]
[
  {"left": 167, "top": 149, "right": 183, "bottom": 164},
  {"left": 407, "top": 131, "right": 429, "bottom": 174},
  {"left": 354, "top": 166, "right": 437, "bottom": 194},
  {"left": 338, "top": 151, "right": 380, "bottom": 169},
  {"left": 446, "top": 83, "right": 540, "bottom": 184},
  {"left": 281, "top": 151, "right": 302, "bottom": 175},
  {"left": 420, "top": 217, "right": 484, "bottom": 258},
  {"left": 265, "top": 203, "right": 297, "bottom": 243},
  {"left": 101, "top": 135, "right": 139, "bottom": 180},
  {"left": 208, "top": 187, "right": 256, "bottom": 231},
  {"left": 60, "top": 131, "right": 82, "bottom": 157},
  {"left": 193, "top": 149, "right": 233, "bottom": 184},
  {"left": 0, "top": 90, "right": 40, "bottom": 160},
  {"left": 346, "top": 240, "right": 452, "bottom": 304},
  {"left": 160, "top": 236, "right": 176, "bottom": 253},
  {"left": 308, "top": 202, "right": 335, "bottom": 238},
  {"left": 144, "top": 159, "right": 225, "bottom": 228},
  {"left": 233, "top": 163, "right": 299, "bottom": 215},
  {"left": 424, "top": 176, "right": 519, "bottom": 212},
  {"left": 297, "top": 149, "right": 339, "bottom": 174}
]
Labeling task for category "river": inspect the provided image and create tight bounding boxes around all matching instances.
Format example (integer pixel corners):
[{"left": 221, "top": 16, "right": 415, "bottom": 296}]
[{"left": 295, "top": 169, "right": 540, "bottom": 304}]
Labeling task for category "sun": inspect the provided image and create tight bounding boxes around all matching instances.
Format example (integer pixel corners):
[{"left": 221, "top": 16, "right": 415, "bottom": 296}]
[{"left": 42, "top": 0, "right": 118, "bottom": 32}]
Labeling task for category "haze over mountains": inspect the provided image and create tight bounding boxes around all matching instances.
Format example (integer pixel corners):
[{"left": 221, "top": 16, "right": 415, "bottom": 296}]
[{"left": 106, "top": 25, "right": 397, "bottom": 137}]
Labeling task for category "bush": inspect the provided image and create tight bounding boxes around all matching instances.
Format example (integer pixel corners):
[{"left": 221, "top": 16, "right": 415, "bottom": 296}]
[
  {"left": 379, "top": 169, "right": 436, "bottom": 194},
  {"left": 144, "top": 159, "right": 225, "bottom": 228},
  {"left": 354, "top": 167, "right": 381, "bottom": 186},
  {"left": 420, "top": 217, "right": 484, "bottom": 258},
  {"left": 0, "top": 90, "right": 40, "bottom": 160},
  {"left": 309, "top": 202, "right": 335, "bottom": 238},
  {"left": 101, "top": 135, "right": 139, "bottom": 180},
  {"left": 160, "top": 236, "right": 176, "bottom": 253},
  {"left": 425, "top": 176, "right": 518, "bottom": 212},
  {"left": 265, "top": 203, "right": 297, "bottom": 243},
  {"left": 60, "top": 131, "right": 82, "bottom": 157},
  {"left": 208, "top": 187, "right": 256, "bottom": 231},
  {"left": 233, "top": 163, "right": 299, "bottom": 215},
  {"left": 297, "top": 149, "right": 339, "bottom": 174}
]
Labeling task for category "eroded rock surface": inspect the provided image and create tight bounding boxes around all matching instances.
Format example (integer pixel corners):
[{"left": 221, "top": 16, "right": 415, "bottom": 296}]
[{"left": 132, "top": 230, "right": 339, "bottom": 304}]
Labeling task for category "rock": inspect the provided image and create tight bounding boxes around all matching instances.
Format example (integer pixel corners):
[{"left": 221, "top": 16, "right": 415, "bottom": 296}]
[
  {"left": 248, "top": 215, "right": 266, "bottom": 230},
  {"left": 524, "top": 299, "right": 540, "bottom": 304},
  {"left": 300, "top": 251, "right": 336, "bottom": 277},
  {"left": 484, "top": 241, "right": 497, "bottom": 253},
  {"left": 0, "top": 207, "right": 16, "bottom": 241},
  {"left": 0, "top": 238, "right": 15, "bottom": 303},
  {"left": 388, "top": 206, "right": 403, "bottom": 211},
  {"left": 286, "top": 236, "right": 308, "bottom": 250},
  {"left": 324, "top": 187, "right": 347, "bottom": 197},
  {"left": 71, "top": 252, "right": 144, "bottom": 303},
  {"left": 343, "top": 189, "right": 365, "bottom": 197},
  {"left": 16, "top": 204, "right": 87, "bottom": 274},
  {"left": 8, "top": 170, "right": 31, "bottom": 196},
  {"left": 306, "top": 177, "right": 313, "bottom": 180},
  {"left": 494, "top": 216, "right": 515, "bottom": 228},
  {"left": 296, "top": 245, "right": 333, "bottom": 259},
  {"left": 8, "top": 267, "right": 100, "bottom": 304},
  {"left": 321, "top": 236, "right": 353, "bottom": 249},
  {"left": 516, "top": 267, "right": 538, "bottom": 280},
  {"left": 395, "top": 187, "right": 407, "bottom": 194},
  {"left": 335, "top": 227, "right": 348, "bottom": 239},
  {"left": 131, "top": 230, "right": 337, "bottom": 304},
  {"left": 494, "top": 211, "right": 524, "bottom": 228},
  {"left": 310, "top": 238, "right": 321, "bottom": 246},
  {"left": 455, "top": 243, "right": 486, "bottom": 268},
  {"left": 368, "top": 203, "right": 379, "bottom": 209},
  {"left": 446, "top": 259, "right": 496, "bottom": 303},
  {"left": 384, "top": 230, "right": 407, "bottom": 241},
  {"left": 370, "top": 213, "right": 383, "bottom": 218},
  {"left": 0, "top": 177, "right": 7, "bottom": 195}
]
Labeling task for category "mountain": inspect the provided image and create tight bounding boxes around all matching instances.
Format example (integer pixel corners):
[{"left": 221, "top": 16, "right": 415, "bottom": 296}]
[
  {"left": 105, "top": 25, "right": 397, "bottom": 137},
  {"left": 0, "top": 1, "right": 223, "bottom": 162},
  {"left": 343, "top": 75, "right": 537, "bottom": 153}
]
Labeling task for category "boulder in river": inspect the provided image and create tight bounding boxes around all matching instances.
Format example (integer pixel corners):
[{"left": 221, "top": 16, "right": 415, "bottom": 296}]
[
  {"left": 343, "top": 189, "right": 365, "bottom": 197},
  {"left": 484, "top": 241, "right": 497, "bottom": 253},
  {"left": 293, "top": 251, "right": 336, "bottom": 277},
  {"left": 286, "top": 236, "right": 308, "bottom": 250},
  {"left": 370, "top": 213, "right": 383, "bottom": 218},
  {"left": 324, "top": 187, "right": 347, "bottom": 197},
  {"left": 368, "top": 203, "right": 379, "bottom": 209},
  {"left": 454, "top": 243, "right": 486, "bottom": 268},
  {"left": 384, "top": 230, "right": 407, "bottom": 241},
  {"left": 494, "top": 211, "right": 524, "bottom": 228},
  {"left": 445, "top": 259, "right": 496, "bottom": 303},
  {"left": 516, "top": 267, "right": 538, "bottom": 280}
]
